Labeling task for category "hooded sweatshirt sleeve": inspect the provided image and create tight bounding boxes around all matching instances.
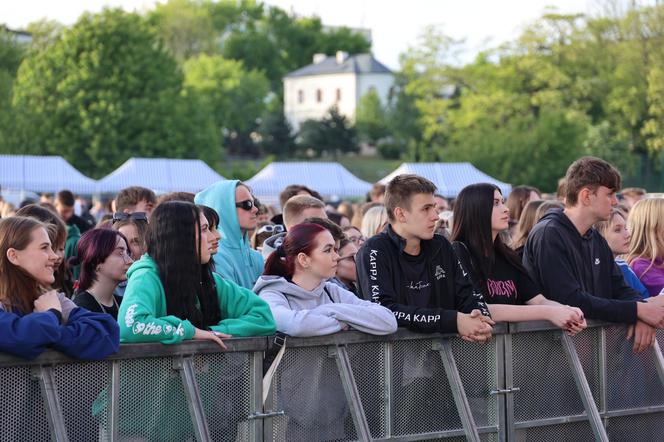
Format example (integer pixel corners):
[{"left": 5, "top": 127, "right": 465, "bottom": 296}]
[
  {"left": 0, "top": 308, "right": 62, "bottom": 359},
  {"left": 211, "top": 275, "right": 276, "bottom": 336},
  {"left": 313, "top": 283, "right": 398, "bottom": 335},
  {"left": 356, "top": 239, "right": 459, "bottom": 334},
  {"left": 52, "top": 307, "right": 120, "bottom": 360},
  {"left": 523, "top": 225, "right": 638, "bottom": 323},
  {"left": 118, "top": 268, "right": 196, "bottom": 344},
  {"left": 258, "top": 289, "right": 344, "bottom": 337}
]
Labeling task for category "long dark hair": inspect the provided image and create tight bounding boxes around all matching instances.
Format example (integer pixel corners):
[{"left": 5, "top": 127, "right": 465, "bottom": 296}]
[
  {"left": 147, "top": 201, "right": 221, "bottom": 328},
  {"left": 263, "top": 223, "right": 327, "bottom": 279},
  {"left": 451, "top": 183, "right": 525, "bottom": 282},
  {"left": 72, "top": 229, "right": 130, "bottom": 292}
]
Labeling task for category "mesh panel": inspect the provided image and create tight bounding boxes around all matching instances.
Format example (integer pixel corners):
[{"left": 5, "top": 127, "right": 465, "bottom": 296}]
[
  {"left": 570, "top": 327, "right": 602, "bottom": 408},
  {"left": 606, "top": 411, "right": 664, "bottom": 442},
  {"left": 451, "top": 338, "right": 498, "bottom": 427},
  {"left": 194, "top": 352, "right": 251, "bottom": 441},
  {"left": 511, "top": 331, "right": 585, "bottom": 421},
  {"left": 604, "top": 325, "right": 664, "bottom": 410},
  {"left": 0, "top": 365, "right": 50, "bottom": 441},
  {"left": 270, "top": 346, "right": 357, "bottom": 442},
  {"left": 514, "top": 421, "right": 595, "bottom": 442},
  {"left": 391, "top": 339, "right": 462, "bottom": 435},
  {"left": 53, "top": 360, "right": 111, "bottom": 442},
  {"left": 116, "top": 356, "right": 197, "bottom": 441},
  {"left": 347, "top": 342, "right": 387, "bottom": 439}
]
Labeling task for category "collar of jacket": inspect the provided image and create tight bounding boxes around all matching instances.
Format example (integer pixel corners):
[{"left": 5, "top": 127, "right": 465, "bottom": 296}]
[{"left": 385, "top": 224, "right": 442, "bottom": 256}]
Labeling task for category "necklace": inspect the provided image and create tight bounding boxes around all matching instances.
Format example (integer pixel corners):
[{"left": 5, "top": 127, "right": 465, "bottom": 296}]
[{"left": 87, "top": 290, "right": 118, "bottom": 315}]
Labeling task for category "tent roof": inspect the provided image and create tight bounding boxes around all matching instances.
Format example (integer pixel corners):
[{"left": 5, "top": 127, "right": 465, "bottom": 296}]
[
  {"left": 380, "top": 163, "right": 512, "bottom": 198},
  {"left": 0, "top": 155, "right": 98, "bottom": 194},
  {"left": 246, "top": 162, "right": 372, "bottom": 207},
  {"left": 97, "top": 158, "right": 225, "bottom": 193}
]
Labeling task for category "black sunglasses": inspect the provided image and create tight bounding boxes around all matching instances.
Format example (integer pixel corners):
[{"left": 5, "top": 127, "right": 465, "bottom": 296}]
[
  {"left": 112, "top": 212, "right": 148, "bottom": 223},
  {"left": 235, "top": 199, "right": 257, "bottom": 211}
]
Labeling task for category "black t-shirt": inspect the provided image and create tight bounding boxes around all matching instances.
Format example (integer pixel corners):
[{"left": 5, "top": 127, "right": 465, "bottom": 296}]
[
  {"left": 484, "top": 252, "right": 539, "bottom": 305},
  {"left": 73, "top": 290, "right": 122, "bottom": 319},
  {"left": 401, "top": 250, "right": 432, "bottom": 307}
]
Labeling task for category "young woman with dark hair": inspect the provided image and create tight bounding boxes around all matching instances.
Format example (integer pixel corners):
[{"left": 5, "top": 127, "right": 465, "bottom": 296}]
[
  {"left": 0, "top": 216, "right": 119, "bottom": 359},
  {"left": 117, "top": 201, "right": 275, "bottom": 348},
  {"left": 15, "top": 204, "right": 75, "bottom": 297},
  {"left": 254, "top": 223, "right": 396, "bottom": 441},
  {"left": 254, "top": 223, "right": 396, "bottom": 337},
  {"left": 451, "top": 184, "right": 586, "bottom": 333},
  {"left": 72, "top": 229, "right": 133, "bottom": 319},
  {"left": 198, "top": 205, "right": 221, "bottom": 257}
]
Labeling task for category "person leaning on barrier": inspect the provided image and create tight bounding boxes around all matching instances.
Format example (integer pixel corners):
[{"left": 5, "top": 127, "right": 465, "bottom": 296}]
[
  {"left": 117, "top": 201, "right": 276, "bottom": 349},
  {"left": 451, "top": 183, "right": 586, "bottom": 334},
  {"left": 254, "top": 223, "right": 397, "bottom": 337},
  {"left": 355, "top": 174, "right": 495, "bottom": 342},
  {"left": 523, "top": 157, "right": 664, "bottom": 353},
  {"left": 0, "top": 216, "right": 119, "bottom": 360}
]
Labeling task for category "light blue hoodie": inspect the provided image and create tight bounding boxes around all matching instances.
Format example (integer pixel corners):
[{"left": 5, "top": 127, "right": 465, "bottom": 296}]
[{"left": 195, "top": 180, "right": 264, "bottom": 289}]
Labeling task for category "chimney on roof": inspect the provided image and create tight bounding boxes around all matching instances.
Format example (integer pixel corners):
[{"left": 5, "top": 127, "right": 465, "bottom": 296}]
[
  {"left": 336, "top": 51, "right": 349, "bottom": 64},
  {"left": 313, "top": 53, "right": 326, "bottom": 64}
]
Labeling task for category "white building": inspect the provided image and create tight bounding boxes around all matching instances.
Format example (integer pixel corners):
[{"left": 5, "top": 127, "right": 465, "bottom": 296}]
[{"left": 284, "top": 51, "right": 394, "bottom": 132}]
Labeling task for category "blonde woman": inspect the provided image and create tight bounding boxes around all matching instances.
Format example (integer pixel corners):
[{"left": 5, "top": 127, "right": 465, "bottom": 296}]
[
  {"left": 626, "top": 199, "right": 664, "bottom": 297},
  {"left": 361, "top": 205, "right": 389, "bottom": 239}
]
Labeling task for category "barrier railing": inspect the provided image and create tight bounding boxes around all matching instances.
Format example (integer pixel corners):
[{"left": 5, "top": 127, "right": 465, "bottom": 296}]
[{"left": 1, "top": 321, "right": 663, "bottom": 441}]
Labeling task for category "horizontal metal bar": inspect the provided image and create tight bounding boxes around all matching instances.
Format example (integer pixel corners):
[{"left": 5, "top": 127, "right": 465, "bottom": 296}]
[
  {"left": 514, "top": 414, "right": 590, "bottom": 428},
  {"left": 247, "top": 410, "right": 285, "bottom": 420},
  {"left": 508, "top": 319, "right": 609, "bottom": 334},
  {"left": 602, "top": 405, "right": 664, "bottom": 418},
  {"left": 372, "top": 426, "right": 499, "bottom": 442}
]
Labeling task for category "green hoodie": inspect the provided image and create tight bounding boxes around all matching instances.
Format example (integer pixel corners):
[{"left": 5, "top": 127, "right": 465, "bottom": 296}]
[
  {"left": 65, "top": 223, "right": 81, "bottom": 279},
  {"left": 118, "top": 255, "right": 276, "bottom": 344},
  {"left": 195, "top": 180, "right": 264, "bottom": 289}
]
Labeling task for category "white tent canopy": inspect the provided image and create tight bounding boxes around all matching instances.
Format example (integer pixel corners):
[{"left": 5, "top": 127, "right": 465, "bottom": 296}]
[
  {"left": 380, "top": 163, "right": 512, "bottom": 198},
  {"left": 0, "top": 154, "right": 98, "bottom": 194},
  {"left": 246, "top": 162, "right": 372, "bottom": 207},
  {"left": 96, "top": 157, "right": 225, "bottom": 194}
]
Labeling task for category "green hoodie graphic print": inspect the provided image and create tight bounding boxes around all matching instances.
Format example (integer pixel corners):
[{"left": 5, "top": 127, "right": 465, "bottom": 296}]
[
  {"left": 118, "top": 255, "right": 276, "bottom": 344},
  {"left": 195, "top": 180, "right": 264, "bottom": 289}
]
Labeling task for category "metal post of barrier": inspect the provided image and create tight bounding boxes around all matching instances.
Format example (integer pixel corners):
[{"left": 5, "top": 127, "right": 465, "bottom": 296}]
[
  {"left": 109, "top": 360, "right": 120, "bottom": 441},
  {"left": 33, "top": 366, "right": 70, "bottom": 442},
  {"left": 598, "top": 327, "right": 608, "bottom": 429},
  {"left": 383, "top": 341, "right": 393, "bottom": 439},
  {"left": 503, "top": 332, "right": 516, "bottom": 442},
  {"left": 493, "top": 334, "right": 508, "bottom": 442},
  {"left": 561, "top": 333, "right": 608, "bottom": 442},
  {"left": 248, "top": 351, "right": 263, "bottom": 442},
  {"left": 174, "top": 356, "right": 212, "bottom": 442},
  {"left": 329, "top": 344, "right": 372, "bottom": 442},
  {"left": 653, "top": 338, "right": 664, "bottom": 388},
  {"left": 433, "top": 339, "right": 481, "bottom": 442}
]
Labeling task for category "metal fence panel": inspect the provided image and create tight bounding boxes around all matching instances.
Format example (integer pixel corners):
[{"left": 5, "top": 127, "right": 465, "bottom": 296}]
[{"left": 0, "top": 365, "right": 50, "bottom": 441}]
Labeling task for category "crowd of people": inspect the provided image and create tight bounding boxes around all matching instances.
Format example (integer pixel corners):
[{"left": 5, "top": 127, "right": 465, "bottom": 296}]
[{"left": 0, "top": 155, "right": 663, "bottom": 436}]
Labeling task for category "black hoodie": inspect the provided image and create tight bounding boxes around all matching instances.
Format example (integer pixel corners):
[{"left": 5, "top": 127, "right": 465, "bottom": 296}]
[
  {"left": 522, "top": 210, "right": 641, "bottom": 323},
  {"left": 356, "top": 224, "right": 490, "bottom": 333}
]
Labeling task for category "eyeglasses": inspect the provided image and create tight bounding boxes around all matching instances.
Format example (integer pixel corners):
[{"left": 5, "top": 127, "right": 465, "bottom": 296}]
[
  {"left": 257, "top": 224, "right": 285, "bottom": 235},
  {"left": 235, "top": 199, "right": 257, "bottom": 211},
  {"left": 112, "top": 212, "right": 148, "bottom": 223},
  {"left": 338, "top": 254, "right": 356, "bottom": 263},
  {"left": 347, "top": 235, "right": 365, "bottom": 245}
]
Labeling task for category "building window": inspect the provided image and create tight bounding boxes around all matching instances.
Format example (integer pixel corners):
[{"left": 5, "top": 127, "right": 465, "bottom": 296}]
[
  {"left": 336, "top": 88, "right": 342, "bottom": 102},
  {"left": 298, "top": 90, "right": 304, "bottom": 104},
  {"left": 316, "top": 89, "right": 323, "bottom": 103}
]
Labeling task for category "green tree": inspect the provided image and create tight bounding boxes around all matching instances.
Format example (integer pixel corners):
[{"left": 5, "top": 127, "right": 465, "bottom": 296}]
[
  {"left": 355, "top": 89, "right": 390, "bottom": 146},
  {"left": 298, "top": 106, "right": 358, "bottom": 157},
  {"left": 183, "top": 54, "right": 270, "bottom": 156},
  {"left": 0, "top": 30, "right": 25, "bottom": 151},
  {"left": 256, "top": 104, "right": 296, "bottom": 156},
  {"left": 11, "top": 8, "right": 218, "bottom": 177}
]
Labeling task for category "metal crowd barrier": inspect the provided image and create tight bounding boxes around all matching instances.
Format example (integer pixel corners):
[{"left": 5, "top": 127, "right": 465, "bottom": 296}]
[{"left": 1, "top": 321, "right": 663, "bottom": 441}]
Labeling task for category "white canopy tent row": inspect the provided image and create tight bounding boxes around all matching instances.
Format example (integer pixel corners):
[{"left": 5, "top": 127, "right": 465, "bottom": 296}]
[
  {"left": 245, "top": 162, "right": 373, "bottom": 207},
  {"left": 380, "top": 162, "right": 512, "bottom": 198},
  {"left": 0, "top": 155, "right": 98, "bottom": 204},
  {"left": 94, "top": 157, "right": 226, "bottom": 194}
]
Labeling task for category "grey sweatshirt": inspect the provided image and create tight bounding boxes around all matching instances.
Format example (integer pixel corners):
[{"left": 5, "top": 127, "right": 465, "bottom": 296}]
[{"left": 253, "top": 276, "right": 398, "bottom": 337}]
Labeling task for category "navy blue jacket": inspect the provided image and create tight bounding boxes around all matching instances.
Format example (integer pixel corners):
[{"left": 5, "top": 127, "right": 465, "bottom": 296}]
[{"left": 0, "top": 306, "right": 120, "bottom": 360}]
